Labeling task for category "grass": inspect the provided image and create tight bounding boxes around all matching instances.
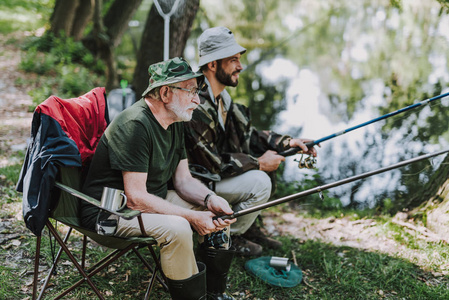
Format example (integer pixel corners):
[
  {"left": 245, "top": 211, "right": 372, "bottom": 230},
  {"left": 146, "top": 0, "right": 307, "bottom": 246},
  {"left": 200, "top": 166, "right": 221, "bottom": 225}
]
[
  {"left": 2, "top": 1, "right": 449, "bottom": 299},
  {"left": 2, "top": 161, "right": 449, "bottom": 299},
  {"left": 0, "top": 266, "right": 20, "bottom": 299}
]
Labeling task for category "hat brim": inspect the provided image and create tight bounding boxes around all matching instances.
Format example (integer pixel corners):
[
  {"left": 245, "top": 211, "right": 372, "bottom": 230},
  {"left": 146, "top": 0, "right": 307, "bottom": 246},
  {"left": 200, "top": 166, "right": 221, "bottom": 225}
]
[
  {"left": 142, "top": 72, "right": 204, "bottom": 97},
  {"left": 198, "top": 44, "right": 246, "bottom": 67}
]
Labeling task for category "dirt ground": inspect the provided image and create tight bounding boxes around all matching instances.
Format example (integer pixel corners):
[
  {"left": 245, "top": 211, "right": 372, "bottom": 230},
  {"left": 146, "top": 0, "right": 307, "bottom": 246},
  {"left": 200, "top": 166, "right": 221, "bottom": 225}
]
[
  {"left": 0, "top": 33, "right": 33, "bottom": 167},
  {"left": 0, "top": 33, "right": 447, "bottom": 297}
]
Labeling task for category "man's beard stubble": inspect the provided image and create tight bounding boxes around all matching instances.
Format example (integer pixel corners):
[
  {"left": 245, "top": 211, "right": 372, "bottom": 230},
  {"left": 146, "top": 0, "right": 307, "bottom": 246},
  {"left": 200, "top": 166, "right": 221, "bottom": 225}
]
[{"left": 216, "top": 61, "right": 239, "bottom": 87}]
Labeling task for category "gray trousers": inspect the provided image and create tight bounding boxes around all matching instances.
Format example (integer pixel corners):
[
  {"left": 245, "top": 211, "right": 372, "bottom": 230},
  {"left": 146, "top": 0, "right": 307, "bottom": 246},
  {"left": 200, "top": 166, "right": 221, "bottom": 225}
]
[{"left": 215, "top": 170, "right": 272, "bottom": 235}]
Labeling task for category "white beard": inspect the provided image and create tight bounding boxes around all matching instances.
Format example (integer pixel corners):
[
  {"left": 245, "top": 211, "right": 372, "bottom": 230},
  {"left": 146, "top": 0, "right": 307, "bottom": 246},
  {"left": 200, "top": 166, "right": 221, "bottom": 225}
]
[{"left": 166, "top": 100, "right": 196, "bottom": 122}]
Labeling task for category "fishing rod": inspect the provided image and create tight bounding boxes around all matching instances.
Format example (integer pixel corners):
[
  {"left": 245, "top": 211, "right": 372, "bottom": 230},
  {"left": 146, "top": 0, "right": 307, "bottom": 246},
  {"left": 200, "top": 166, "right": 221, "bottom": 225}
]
[
  {"left": 280, "top": 92, "right": 449, "bottom": 167},
  {"left": 214, "top": 147, "right": 449, "bottom": 221}
]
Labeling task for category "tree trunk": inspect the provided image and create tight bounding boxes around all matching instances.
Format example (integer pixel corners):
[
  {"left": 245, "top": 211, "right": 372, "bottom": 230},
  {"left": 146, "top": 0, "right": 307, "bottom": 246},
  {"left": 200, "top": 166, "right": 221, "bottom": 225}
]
[
  {"left": 71, "top": 0, "right": 95, "bottom": 41},
  {"left": 50, "top": 0, "right": 80, "bottom": 37},
  {"left": 82, "top": 0, "right": 143, "bottom": 90},
  {"left": 92, "top": 0, "right": 117, "bottom": 91},
  {"left": 49, "top": 0, "right": 61, "bottom": 25},
  {"left": 407, "top": 153, "right": 449, "bottom": 208},
  {"left": 103, "top": 0, "right": 143, "bottom": 47},
  {"left": 407, "top": 154, "right": 449, "bottom": 237},
  {"left": 132, "top": 0, "right": 200, "bottom": 98}
]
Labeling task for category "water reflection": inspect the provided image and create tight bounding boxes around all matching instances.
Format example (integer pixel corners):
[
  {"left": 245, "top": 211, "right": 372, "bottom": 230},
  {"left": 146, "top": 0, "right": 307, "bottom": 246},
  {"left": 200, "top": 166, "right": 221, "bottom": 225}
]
[{"left": 261, "top": 0, "right": 449, "bottom": 207}]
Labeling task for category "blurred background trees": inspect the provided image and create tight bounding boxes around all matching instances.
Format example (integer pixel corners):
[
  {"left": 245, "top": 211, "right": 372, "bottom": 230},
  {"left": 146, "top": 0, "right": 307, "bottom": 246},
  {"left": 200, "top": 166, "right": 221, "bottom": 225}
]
[{"left": 6, "top": 0, "right": 449, "bottom": 219}]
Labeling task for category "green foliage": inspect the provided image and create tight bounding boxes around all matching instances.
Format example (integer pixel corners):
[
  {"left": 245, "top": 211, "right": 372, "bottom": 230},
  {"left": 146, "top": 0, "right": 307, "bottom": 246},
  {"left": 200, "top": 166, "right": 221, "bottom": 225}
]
[
  {"left": 0, "top": 0, "right": 53, "bottom": 34},
  {"left": 17, "top": 34, "right": 106, "bottom": 108},
  {"left": 229, "top": 237, "right": 449, "bottom": 299},
  {"left": 0, "top": 164, "right": 21, "bottom": 186},
  {"left": 273, "top": 164, "right": 343, "bottom": 217},
  {"left": 232, "top": 69, "right": 289, "bottom": 130},
  {"left": 59, "top": 64, "right": 101, "bottom": 96},
  {"left": 22, "top": 33, "right": 91, "bottom": 65},
  {"left": 379, "top": 197, "right": 395, "bottom": 214},
  {"left": 20, "top": 47, "right": 59, "bottom": 75}
]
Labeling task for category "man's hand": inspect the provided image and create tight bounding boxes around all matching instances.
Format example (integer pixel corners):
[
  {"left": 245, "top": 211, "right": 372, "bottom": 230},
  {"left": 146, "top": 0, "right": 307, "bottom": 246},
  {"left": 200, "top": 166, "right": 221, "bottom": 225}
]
[
  {"left": 188, "top": 210, "right": 234, "bottom": 236},
  {"left": 290, "top": 138, "right": 319, "bottom": 157},
  {"left": 258, "top": 150, "right": 286, "bottom": 172},
  {"left": 206, "top": 195, "right": 236, "bottom": 227},
  {"left": 206, "top": 195, "right": 233, "bottom": 215}
]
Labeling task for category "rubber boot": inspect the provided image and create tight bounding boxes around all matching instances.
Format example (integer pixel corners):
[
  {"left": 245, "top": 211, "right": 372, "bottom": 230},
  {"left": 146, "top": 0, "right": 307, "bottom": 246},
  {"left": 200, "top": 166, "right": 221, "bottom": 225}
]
[
  {"left": 167, "top": 262, "right": 207, "bottom": 300},
  {"left": 196, "top": 246, "right": 236, "bottom": 300}
]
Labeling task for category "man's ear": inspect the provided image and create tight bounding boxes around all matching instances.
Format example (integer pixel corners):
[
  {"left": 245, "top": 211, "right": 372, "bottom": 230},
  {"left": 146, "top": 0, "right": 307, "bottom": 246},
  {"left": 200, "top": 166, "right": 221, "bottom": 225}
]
[
  {"left": 159, "top": 86, "right": 171, "bottom": 103},
  {"left": 207, "top": 61, "right": 217, "bottom": 72}
]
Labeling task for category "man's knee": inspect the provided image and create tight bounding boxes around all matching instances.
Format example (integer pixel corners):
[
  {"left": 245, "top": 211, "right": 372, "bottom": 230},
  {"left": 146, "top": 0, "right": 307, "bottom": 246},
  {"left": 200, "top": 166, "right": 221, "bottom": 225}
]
[
  {"left": 237, "top": 170, "right": 271, "bottom": 205},
  {"left": 159, "top": 216, "right": 193, "bottom": 245},
  {"left": 250, "top": 170, "right": 272, "bottom": 198}
]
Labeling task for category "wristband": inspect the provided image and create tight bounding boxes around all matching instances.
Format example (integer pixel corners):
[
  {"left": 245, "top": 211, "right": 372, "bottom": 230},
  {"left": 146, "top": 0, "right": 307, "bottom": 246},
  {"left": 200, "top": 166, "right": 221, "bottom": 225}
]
[{"left": 204, "top": 192, "right": 215, "bottom": 208}]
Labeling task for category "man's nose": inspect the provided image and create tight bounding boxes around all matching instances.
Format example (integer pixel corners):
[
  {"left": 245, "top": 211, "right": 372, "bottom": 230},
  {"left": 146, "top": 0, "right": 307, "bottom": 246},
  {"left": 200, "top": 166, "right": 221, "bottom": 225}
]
[
  {"left": 192, "top": 94, "right": 201, "bottom": 105},
  {"left": 236, "top": 61, "right": 243, "bottom": 71}
]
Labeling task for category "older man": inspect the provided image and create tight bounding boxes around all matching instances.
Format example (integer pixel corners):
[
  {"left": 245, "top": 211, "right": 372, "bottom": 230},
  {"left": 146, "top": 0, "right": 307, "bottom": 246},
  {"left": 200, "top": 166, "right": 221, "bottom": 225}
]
[
  {"left": 184, "top": 27, "right": 317, "bottom": 256},
  {"left": 81, "top": 57, "right": 236, "bottom": 300}
]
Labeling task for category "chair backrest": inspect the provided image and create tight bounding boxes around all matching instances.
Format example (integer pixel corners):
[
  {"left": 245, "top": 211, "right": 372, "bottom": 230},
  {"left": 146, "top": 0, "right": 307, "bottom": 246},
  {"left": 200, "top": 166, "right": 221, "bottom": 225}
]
[
  {"left": 51, "top": 167, "right": 83, "bottom": 227},
  {"left": 48, "top": 87, "right": 110, "bottom": 226},
  {"left": 36, "top": 87, "right": 109, "bottom": 166},
  {"left": 18, "top": 87, "right": 109, "bottom": 236},
  {"left": 46, "top": 87, "right": 109, "bottom": 228}
]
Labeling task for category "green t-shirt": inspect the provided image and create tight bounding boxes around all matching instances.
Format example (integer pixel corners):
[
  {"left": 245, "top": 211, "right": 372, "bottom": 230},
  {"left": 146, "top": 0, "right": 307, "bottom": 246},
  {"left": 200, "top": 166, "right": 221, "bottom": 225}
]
[{"left": 81, "top": 99, "right": 186, "bottom": 229}]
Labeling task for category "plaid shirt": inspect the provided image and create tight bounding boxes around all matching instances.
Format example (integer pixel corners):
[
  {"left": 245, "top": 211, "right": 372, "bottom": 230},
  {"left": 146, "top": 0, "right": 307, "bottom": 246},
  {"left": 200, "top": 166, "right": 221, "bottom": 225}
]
[{"left": 184, "top": 82, "right": 291, "bottom": 178}]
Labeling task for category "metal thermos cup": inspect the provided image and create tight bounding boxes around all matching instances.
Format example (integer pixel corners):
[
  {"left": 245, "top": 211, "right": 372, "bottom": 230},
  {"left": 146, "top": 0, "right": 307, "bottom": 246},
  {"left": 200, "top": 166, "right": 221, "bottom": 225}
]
[
  {"left": 100, "top": 187, "right": 127, "bottom": 212},
  {"left": 269, "top": 256, "right": 291, "bottom": 272}
]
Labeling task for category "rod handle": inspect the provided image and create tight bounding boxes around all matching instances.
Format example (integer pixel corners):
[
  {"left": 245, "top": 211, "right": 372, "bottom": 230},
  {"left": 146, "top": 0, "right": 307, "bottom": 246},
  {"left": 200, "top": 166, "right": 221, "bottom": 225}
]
[
  {"left": 279, "top": 141, "right": 315, "bottom": 157},
  {"left": 212, "top": 215, "right": 234, "bottom": 221}
]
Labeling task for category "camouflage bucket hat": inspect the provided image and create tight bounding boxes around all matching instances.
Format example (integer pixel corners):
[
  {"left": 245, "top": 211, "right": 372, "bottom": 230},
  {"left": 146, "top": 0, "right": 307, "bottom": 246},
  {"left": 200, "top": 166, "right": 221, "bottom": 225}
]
[{"left": 142, "top": 57, "right": 204, "bottom": 97}]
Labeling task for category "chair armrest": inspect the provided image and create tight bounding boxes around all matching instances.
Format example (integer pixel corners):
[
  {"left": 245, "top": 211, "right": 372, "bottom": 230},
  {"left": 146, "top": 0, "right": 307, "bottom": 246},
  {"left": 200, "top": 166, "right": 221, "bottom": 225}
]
[
  {"left": 54, "top": 182, "right": 141, "bottom": 220},
  {"left": 189, "top": 164, "right": 221, "bottom": 182}
]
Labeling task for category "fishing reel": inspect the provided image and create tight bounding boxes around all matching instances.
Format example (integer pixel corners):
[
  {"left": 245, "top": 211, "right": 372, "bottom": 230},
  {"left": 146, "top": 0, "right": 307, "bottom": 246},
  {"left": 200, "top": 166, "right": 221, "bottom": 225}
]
[
  {"left": 202, "top": 228, "right": 229, "bottom": 249},
  {"left": 294, "top": 153, "right": 317, "bottom": 169}
]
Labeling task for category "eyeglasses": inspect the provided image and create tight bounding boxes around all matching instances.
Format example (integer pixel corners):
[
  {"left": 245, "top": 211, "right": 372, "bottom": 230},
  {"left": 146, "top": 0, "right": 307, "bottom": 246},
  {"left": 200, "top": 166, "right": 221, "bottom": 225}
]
[
  {"left": 169, "top": 86, "right": 201, "bottom": 98},
  {"left": 169, "top": 82, "right": 208, "bottom": 98}
]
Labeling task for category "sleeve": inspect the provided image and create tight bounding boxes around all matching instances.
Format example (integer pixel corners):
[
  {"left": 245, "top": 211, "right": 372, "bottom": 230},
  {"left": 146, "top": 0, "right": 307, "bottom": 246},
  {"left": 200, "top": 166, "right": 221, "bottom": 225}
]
[
  {"left": 233, "top": 103, "right": 292, "bottom": 157},
  {"left": 249, "top": 129, "right": 292, "bottom": 156}
]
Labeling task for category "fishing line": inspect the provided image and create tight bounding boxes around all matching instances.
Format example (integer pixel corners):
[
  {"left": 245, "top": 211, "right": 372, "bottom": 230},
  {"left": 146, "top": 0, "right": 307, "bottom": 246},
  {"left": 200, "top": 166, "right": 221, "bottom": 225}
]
[
  {"left": 288, "top": 95, "right": 449, "bottom": 205},
  {"left": 363, "top": 99, "right": 446, "bottom": 152},
  {"left": 213, "top": 148, "right": 449, "bottom": 220},
  {"left": 281, "top": 91, "right": 449, "bottom": 171}
]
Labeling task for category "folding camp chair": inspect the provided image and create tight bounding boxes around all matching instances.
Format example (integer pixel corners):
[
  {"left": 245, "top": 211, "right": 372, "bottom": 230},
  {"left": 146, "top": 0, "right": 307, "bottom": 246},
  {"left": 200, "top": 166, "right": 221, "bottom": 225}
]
[
  {"left": 17, "top": 87, "right": 167, "bottom": 299},
  {"left": 32, "top": 167, "right": 168, "bottom": 300}
]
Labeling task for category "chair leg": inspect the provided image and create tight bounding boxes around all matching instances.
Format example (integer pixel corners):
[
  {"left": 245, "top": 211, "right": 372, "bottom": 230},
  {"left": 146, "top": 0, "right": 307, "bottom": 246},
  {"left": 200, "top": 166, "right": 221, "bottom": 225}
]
[
  {"left": 85, "top": 248, "right": 123, "bottom": 273},
  {"left": 45, "top": 221, "right": 105, "bottom": 300},
  {"left": 37, "top": 227, "right": 73, "bottom": 300},
  {"left": 81, "top": 234, "right": 87, "bottom": 269},
  {"left": 55, "top": 245, "right": 134, "bottom": 299},
  {"left": 33, "top": 235, "right": 41, "bottom": 300},
  {"left": 136, "top": 215, "right": 168, "bottom": 298},
  {"left": 132, "top": 246, "right": 168, "bottom": 299}
]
